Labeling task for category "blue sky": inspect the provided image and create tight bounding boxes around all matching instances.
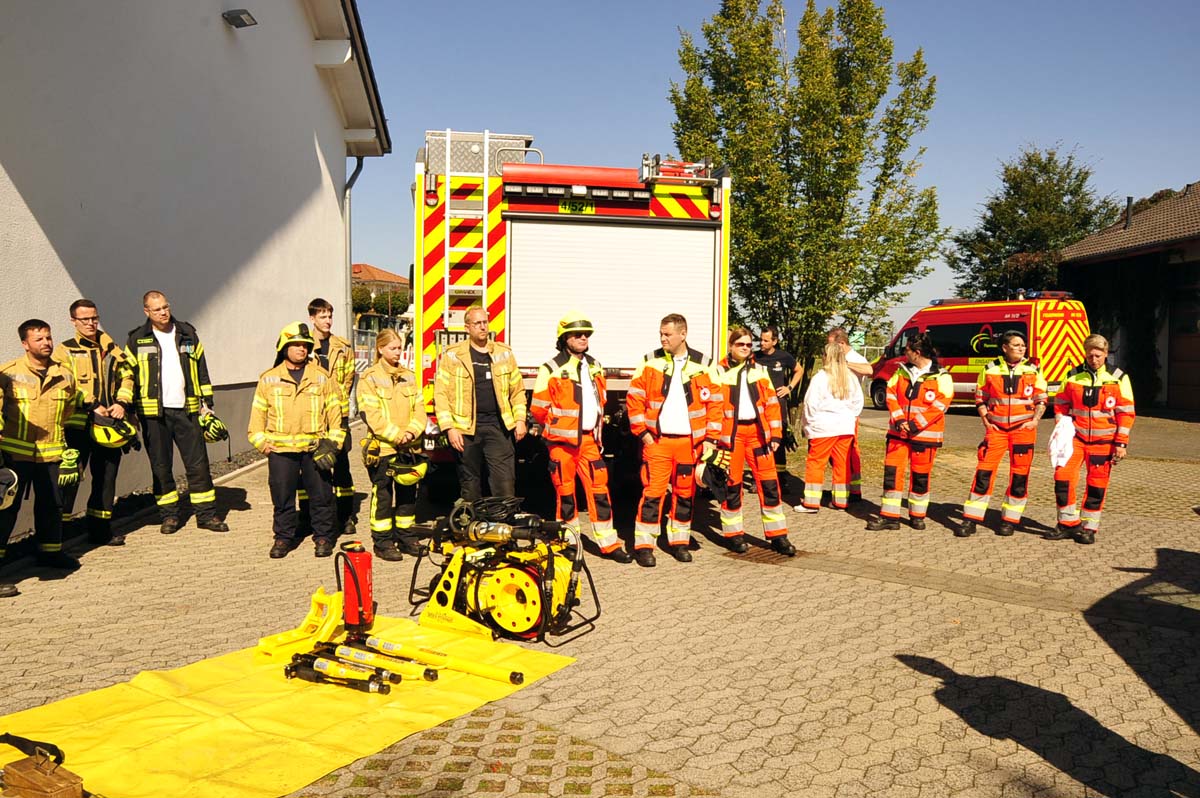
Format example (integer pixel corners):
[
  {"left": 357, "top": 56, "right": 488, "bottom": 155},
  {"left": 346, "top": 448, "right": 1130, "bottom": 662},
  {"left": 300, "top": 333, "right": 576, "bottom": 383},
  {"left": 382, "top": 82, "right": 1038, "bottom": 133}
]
[{"left": 349, "top": 0, "right": 1200, "bottom": 330}]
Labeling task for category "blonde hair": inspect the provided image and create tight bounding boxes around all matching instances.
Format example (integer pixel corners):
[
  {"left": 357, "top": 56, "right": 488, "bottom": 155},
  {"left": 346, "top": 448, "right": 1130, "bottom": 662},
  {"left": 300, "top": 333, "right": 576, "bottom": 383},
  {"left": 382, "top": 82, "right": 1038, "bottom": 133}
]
[
  {"left": 375, "top": 328, "right": 401, "bottom": 362},
  {"left": 822, "top": 341, "right": 853, "bottom": 400},
  {"left": 1083, "top": 333, "right": 1109, "bottom": 352}
]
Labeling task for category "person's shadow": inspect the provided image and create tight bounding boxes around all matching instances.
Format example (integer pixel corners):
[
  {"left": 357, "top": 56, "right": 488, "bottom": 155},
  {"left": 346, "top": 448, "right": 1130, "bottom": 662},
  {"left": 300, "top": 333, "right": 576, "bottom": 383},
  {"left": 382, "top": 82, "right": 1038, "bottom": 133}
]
[{"left": 897, "top": 654, "right": 1200, "bottom": 797}]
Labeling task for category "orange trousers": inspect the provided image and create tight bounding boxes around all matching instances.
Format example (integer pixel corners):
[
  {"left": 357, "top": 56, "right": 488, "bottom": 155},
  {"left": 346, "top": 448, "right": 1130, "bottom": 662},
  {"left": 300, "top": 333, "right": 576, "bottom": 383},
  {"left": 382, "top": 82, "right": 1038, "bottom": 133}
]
[
  {"left": 1054, "top": 438, "right": 1115, "bottom": 533},
  {"left": 881, "top": 438, "right": 938, "bottom": 519},
  {"left": 635, "top": 435, "right": 697, "bottom": 550},
  {"left": 804, "top": 435, "right": 853, "bottom": 509},
  {"left": 829, "top": 420, "right": 862, "bottom": 498},
  {"left": 963, "top": 427, "right": 1036, "bottom": 524},
  {"left": 721, "top": 423, "right": 786, "bottom": 538},
  {"left": 548, "top": 437, "right": 618, "bottom": 553}
]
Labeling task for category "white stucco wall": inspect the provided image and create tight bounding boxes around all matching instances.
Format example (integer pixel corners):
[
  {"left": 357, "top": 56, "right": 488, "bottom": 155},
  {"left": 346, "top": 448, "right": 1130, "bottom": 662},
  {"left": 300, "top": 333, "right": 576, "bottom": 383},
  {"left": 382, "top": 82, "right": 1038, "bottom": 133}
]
[{"left": 0, "top": 0, "right": 350, "bottom": 385}]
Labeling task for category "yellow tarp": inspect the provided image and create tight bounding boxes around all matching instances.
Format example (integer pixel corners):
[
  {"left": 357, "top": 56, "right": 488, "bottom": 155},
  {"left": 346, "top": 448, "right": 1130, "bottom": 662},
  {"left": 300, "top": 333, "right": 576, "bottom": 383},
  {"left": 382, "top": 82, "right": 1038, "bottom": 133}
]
[{"left": 0, "top": 616, "right": 572, "bottom": 798}]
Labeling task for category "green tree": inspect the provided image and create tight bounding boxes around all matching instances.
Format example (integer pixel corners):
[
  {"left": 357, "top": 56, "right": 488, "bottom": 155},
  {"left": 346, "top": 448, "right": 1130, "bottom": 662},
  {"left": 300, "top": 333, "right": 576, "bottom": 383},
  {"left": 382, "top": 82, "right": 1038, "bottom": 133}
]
[
  {"left": 670, "top": 0, "right": 943, "bottom": 366},
  {"left": 945, "top": 145, "right": 1120, "bottom": 300},
  {"left": 352, "top": 285, "right": 410, "bottom": 317}
]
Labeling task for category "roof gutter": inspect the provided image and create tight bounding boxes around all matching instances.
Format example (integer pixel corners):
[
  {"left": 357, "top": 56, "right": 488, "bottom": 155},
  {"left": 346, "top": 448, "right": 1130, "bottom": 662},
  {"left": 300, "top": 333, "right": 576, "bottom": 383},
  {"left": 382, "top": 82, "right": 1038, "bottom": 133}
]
[
  {"left": 343, "top": 156, "right": 365, "bottom": 340},
  {"left": 341, "top": 0, "right": 390, "bottom": 154}
]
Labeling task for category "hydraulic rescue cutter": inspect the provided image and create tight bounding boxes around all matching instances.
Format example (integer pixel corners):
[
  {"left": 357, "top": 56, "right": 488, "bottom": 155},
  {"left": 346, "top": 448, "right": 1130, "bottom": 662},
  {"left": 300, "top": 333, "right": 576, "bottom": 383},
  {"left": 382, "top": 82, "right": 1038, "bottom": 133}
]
[{"left": 407, "top": 497, "right": 601, "bottom": 646}]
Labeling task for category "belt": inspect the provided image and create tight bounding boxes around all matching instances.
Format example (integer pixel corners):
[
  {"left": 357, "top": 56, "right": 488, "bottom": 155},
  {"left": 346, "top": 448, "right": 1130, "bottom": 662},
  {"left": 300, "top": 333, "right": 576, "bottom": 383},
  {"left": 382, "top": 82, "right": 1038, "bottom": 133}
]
[{"left": 737, "top": 419, "right": 757, "bottom": 426}]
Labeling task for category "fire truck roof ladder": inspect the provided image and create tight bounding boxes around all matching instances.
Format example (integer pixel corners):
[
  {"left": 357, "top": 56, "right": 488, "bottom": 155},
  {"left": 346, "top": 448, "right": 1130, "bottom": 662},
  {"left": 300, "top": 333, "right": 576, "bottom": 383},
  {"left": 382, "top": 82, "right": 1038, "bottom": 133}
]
[{"left": 443, "top": 128, "right": 486, "bottom": 328}]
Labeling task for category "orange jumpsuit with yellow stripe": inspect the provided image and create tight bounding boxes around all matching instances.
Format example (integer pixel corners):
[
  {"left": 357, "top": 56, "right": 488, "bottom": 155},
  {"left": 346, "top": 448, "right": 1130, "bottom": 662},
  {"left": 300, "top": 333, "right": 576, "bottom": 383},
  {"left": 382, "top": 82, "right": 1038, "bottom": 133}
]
[
  {"left": 962, "top": 358, "right": 1047, "bottom": 525},
  {"left": 1053, "top": 363, "right": 1135, "bottom": 534},
  {"left": 881, "top": 364, "right": 953, "bottom": 520}
]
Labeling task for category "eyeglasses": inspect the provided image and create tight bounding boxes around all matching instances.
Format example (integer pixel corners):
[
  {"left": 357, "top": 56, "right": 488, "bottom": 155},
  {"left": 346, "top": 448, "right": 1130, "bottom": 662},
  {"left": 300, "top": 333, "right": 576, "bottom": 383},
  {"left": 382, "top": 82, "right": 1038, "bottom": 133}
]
[
  {"left": 73, "top": 316, "right": 100, "bottom": 324},
  {"left": 732, "top": 340, "right": 753, "bottom": 348},
  {"left": 568, "top": 331, "right": 592, "bottom": 338}
]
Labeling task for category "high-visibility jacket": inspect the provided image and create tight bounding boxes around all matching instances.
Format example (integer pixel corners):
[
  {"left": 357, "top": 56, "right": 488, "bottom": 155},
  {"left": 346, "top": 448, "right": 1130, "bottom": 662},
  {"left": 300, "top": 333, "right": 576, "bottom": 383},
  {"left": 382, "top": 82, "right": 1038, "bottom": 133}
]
[
  {"left": 713, "top": 357, "right": 782, "bottom": 449},
  {"left": 530, "top": 351, "right": 606, "bottom": 446},
  {"left": 627, "top": 347, "right": 723, "bottom": 447},
  {"left": 976, "top": 357, "right": 1047, "bottom": 430},
  {"left": 53, "top": 332, "right": 135, "bottom": 429},
  {"left": 316, "top": 334, "right": 356, "bottom": 419},
  {"left": 1054, "top": 363, "right": 1135, "bottom": 446},
  {"left": 0, "top": 355, "right": 85, "bottom": 462},
  {"left": 885, "top": 363, "right": 954, "bottom": 447},
  {"left": 433, "top": 340, "right": 526, "bottom": 436},
  {"left": 125, "top": 320, "right": 214, "bottom": 417},
  {"left": 247, "top": 362, "right": 345, "bottom": 453},
  {"left": 358, "top": 360, "right": 428, "bottom": 457}
]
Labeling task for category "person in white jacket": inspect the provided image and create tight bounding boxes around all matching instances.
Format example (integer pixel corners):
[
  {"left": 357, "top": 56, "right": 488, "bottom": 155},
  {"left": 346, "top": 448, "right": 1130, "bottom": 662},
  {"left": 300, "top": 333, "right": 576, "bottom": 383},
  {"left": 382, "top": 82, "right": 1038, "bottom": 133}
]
[{"left": 798, "top": 341, "right": 865, "bottom": 512}]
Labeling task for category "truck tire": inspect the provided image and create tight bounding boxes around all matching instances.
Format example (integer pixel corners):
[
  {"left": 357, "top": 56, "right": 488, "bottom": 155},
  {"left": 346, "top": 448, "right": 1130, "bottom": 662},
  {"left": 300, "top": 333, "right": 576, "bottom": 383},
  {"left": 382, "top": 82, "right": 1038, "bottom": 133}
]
[{"left": 871, "top": 380, "right": 888, "bottom": 410}]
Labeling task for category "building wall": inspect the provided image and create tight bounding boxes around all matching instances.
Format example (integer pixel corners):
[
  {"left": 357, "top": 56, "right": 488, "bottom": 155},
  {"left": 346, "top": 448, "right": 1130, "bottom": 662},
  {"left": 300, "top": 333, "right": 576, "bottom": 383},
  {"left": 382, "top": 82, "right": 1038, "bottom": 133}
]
[{"left": 0, "top": 1, "right": 358, "bottom": 533}]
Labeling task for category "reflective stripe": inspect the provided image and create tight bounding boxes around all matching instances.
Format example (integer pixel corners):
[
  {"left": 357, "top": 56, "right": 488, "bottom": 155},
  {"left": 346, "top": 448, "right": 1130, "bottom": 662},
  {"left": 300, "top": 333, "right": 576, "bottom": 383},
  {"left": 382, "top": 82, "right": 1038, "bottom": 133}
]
[
  {"left": 963, "top": 495, "right": 989, "bottom": 521},
  {"left": 87, "top": 508, "right": 113, "bottom": 519},
  {"left": 720, "top": 506, "right": 744, "bottom": 535},
  {"left": 191, "top": 489, "right": 215, "bottom": 505},
  {"left": 1000, "top": 497, "right": 1026, "bottom": 523},
  {"left": 665, "top": 521, "right": 690, "bottom": 546},
  {"left": 157, "top": 491, "right": 179, "bottom": 506}
]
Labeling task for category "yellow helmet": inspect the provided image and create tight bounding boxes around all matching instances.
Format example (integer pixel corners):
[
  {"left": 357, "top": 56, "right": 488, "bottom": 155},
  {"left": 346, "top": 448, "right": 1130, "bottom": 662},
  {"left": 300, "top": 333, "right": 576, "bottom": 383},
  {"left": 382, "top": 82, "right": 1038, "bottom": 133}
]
[
  {"left": 275, "top": 322, "right": 315, "bottom": 353},
  {"left": 91, "top": 415, "right": 138, "bottom": 449},
  {"left": 557, "top": 312, "right": 595, "bottom": 338},
  {"left": 0, "top": 467, "right": 17, "bottom": 511},
  {"left": 387, "top": 451, "right": 429, "bottom": 486}
]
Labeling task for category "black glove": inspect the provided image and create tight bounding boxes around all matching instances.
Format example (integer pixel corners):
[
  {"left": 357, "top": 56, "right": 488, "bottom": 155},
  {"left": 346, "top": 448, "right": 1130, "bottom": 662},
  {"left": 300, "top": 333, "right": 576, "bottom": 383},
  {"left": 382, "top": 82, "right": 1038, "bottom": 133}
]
[{"left": 312, "top": 438, "right": 339, "bottom": 473}]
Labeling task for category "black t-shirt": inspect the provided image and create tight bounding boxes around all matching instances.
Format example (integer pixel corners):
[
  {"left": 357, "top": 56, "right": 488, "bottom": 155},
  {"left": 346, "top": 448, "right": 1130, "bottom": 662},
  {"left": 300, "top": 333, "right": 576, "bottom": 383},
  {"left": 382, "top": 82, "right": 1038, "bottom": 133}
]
[
  {"left": 471, "top": 348, "right": 500, "bottom": 426},
  {"left": 314, "top": 337, "right": 331, "bottom": 371},
  {"left": 755, "top": 348, "right": 797, "bottom": 391},
  {"left": 288, "top": 365, "right": 306, "bottom": 384}
]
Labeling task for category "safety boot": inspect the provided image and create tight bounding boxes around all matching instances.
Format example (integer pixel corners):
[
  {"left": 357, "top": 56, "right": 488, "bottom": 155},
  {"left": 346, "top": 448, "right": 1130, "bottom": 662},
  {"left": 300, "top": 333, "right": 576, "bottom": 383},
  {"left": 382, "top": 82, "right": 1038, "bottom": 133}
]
[
  {"left": 342, "top": 515, "right": 358, "bottom": 537},
  {"left": 314, "top": 538, "right": 335, "bottom": 558},
  {"left": 396, "top": 538, "right": 427, "bottom": 557},
  {"left": 604, "top": 547, "right": 633, "bottom": 564},
  {"left": 954, "top": 520, "right": 977, "bottom": 538},
  {"left": 36, "top": 551, "right": 81, "bottom": 571},
  {"left": 160, "top": 516, "right": 181, "bottom": 535},
  {"left": 0, "top": 583, "right": 17, "bottom": 598},
  {"left": 109, "top": 534, "right": 126, "bottom": 546},
  {"left": 1043, "top": 524, "right": 1073, "bottom": 541},
  {"left": 86, "top": 516, "right": 112, "bottom": 545},
  {"left": 910, "top": 517, "right": 927, "bottom": 531},
  {"left": 197, "top": 517, "right": 230, "bottom": 533},
  {"left": 866, "top": 516, "right": 901, "bottom": 531},
  {"left": 996, "top": 522, "right": 1016, "bottom": 537},
  {"left": 727, "top": 535, "right": 751, "bottom": 554},
  {"left": 634, "top": 549, "right": 657, "bottom": 568},
  {"left": 373, "top": 541, "right": 405, "bottom": 562},
  {"left": 770, "top": 535, "right": 797, "bottom": 557},
  {"left": 1073, "top": 528, "right": 1096, "bottom": 545},
  {"left": 670, "top": 545, "right": 693, "bottom": 563},
  {"left": 269, "top": 539, "right": 292, "bottom": 559}
]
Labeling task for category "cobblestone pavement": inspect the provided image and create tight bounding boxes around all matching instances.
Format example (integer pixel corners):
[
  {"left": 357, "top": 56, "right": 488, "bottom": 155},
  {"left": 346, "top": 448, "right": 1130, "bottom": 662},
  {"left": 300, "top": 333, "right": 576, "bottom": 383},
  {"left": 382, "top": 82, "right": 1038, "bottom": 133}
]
[{"left": 2, "top": 415, "right": 1199, "bottom": 797}]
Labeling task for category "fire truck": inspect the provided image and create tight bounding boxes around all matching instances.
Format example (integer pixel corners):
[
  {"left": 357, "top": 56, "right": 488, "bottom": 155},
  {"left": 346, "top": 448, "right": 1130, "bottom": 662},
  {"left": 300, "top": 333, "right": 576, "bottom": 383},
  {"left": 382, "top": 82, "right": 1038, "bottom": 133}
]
[{"left": 409, "top": 129, "right": 731, "bottom": 460}]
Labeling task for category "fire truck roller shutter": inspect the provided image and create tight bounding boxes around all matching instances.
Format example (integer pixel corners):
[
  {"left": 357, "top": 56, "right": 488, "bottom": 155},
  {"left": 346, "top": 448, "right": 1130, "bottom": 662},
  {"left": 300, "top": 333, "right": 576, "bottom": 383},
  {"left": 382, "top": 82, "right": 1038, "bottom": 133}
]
[{"left": 507, "top": 220, "right": 720, "bottom": 370}]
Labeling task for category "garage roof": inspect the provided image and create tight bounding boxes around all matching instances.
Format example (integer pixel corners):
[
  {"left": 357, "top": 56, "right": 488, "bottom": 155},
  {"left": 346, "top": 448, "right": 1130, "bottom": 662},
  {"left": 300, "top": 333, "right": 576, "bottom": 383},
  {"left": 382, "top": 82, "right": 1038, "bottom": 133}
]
[{"left": 1060, "top": 182, "right": 1200, "bottom": 265}]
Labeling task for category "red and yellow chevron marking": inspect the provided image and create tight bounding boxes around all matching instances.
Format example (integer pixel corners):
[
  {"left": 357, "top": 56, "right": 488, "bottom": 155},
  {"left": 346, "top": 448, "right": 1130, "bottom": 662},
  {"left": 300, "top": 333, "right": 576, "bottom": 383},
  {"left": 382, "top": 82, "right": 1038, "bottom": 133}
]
[
  {"left": 650, "top": 185, "right": 709, "bottom": 220},
  {"left": 415, "top": 174, "right": 509, "bottom": 409},
  {"left": 1033, "top": 301, "right": 1089, "bottom": 388}
]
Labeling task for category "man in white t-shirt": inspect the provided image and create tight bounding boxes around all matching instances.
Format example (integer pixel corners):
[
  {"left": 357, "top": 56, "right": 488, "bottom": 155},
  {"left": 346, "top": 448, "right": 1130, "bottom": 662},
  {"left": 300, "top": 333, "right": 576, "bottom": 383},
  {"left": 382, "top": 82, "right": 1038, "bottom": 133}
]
[
  {"left": 125, "top": 291, "right": 225, "bottom": 535},
  {"left": 828, "top": 327, "right": 872, "bottom": 502}
]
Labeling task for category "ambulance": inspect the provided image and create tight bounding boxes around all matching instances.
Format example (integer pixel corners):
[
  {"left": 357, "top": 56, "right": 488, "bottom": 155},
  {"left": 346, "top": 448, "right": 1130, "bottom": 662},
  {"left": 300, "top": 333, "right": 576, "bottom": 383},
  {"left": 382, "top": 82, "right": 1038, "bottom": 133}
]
[{"left": 867, "top": 292, "right": 1090, "bottom": 409}]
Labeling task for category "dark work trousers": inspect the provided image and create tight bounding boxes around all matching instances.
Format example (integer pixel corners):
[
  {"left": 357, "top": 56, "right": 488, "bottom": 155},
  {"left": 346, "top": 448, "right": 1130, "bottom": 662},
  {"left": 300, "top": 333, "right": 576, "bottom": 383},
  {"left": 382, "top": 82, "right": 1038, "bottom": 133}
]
[
  {"left": 269, "top": 451, "right": 335, "bottom": 544},
  {"left": 457, "top": 422, "right": 516, "bottom": 502},
  {"left": 367, "top": 460, "right": 419, "bottom": 547},
  {"left": 60, "top": 427, "right": 122, "bottom": 534},
  {"left": 298, "top": 419, "right": 354, "bottom": 526},
  {"left": 141, "top": 408, "right": 217, "bottom": 522},
  {"left": 0, "top": 460, "right": 63, "bottom": 556},
  {"left": 775, "top": 396, "right": 791, "bottom": 468}
]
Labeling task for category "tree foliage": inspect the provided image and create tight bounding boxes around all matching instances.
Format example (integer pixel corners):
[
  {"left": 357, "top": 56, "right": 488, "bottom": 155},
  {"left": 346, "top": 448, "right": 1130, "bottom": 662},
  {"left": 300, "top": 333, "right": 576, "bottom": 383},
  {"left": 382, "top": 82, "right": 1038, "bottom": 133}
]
[
  {"left": 670, "top": 0, "right": 943, "bottom": 365},
  {"left": 945, "top": 145, "right": 1120, "bottom": 300},
  {"left": 352, "top": 285, "right": 409, "bottom": 316}
]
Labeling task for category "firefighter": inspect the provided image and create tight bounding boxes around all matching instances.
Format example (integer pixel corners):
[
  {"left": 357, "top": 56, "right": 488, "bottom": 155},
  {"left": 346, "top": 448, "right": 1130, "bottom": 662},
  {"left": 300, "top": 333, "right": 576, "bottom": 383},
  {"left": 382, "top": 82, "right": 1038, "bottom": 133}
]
[
  {"left": 530, "top": 313, "right": 631, "bottom": 563},
  {"left": 358, "top": 328, "right": 428, "bottom": 560},
  {"left": 827, "top": 327, "right": 873, "bottom": 502},
  {"left": 864, "top": 333, "right": 953, "bottom": 531},
  {"left": 54, "top": 299, "right": 137, "bottom": 546},
  {"left": 433, "top": 306, "right": 527, "bottom": 502},
  {"left": 248, "top": 322, "right": 344, "bottom": 558},
  {"left": 126, "top": 291, "right": 227, "bottom": 534},
  {"left": 1043, "top": 334, "right": 1135, "bottom": 544},
  {"left": 957, "top": 331, "right": 1048, "bottom": 537},
  {"left": 713, "top": 326, "right": 794, "bottom": 556},
  {"left": 297, "top": 298, "right": 358, "bottom": 536},
  {"left": 0, "top": 320, "right": 87, "bottom": 598},
  {"left": 627, "top": 313, "right": 723, "bottom": 567}
]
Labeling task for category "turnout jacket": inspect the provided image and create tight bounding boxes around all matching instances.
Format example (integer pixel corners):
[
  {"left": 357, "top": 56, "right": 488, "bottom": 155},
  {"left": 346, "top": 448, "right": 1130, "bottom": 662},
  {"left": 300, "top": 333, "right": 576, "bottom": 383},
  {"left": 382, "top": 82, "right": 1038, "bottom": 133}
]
[
  {"left": 1054, "top": 363, "right": 1135, "bottom": 446},
  {"left": 358, "top": 360, "right": 427, "bottom": 457},
  {"left": 433, "top": 340, "right": 526, "bottom": 436},
  {"left": 316, "top": 334, "right": 356, "bottom": 418},
  {"left": 247, "top": 362, "right": 345, "bottom": 454},
  {"left": 713, "top": 357, "right": 783, "bottom": 449},
  {"left": 885, "top": 363, "right": 954, "bottom": 448},
  {"left": 975, "top": 357, "right": 1047, "bottom": 431},
  {"left": 125, "top": 320, "right": 213, "bottom": 417},
  {"left": 531, "top": 351, "right": 607, "bottom": 446},
  {"left": 0, "top": 355, "right": 85, "bottom": 463},
  {"left": 53, "top": 331, "right": 136, "bottom": 429},
  {"left": 627, "top": 347, "right": 723, "bottom": 447}
]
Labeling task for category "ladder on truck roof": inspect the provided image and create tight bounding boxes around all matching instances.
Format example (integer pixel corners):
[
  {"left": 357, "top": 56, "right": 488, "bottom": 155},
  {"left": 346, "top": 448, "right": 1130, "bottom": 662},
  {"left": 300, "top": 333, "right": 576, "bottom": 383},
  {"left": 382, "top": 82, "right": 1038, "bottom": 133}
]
[{"left": 424, "top": 129, "right": 539, "bottom": 332}]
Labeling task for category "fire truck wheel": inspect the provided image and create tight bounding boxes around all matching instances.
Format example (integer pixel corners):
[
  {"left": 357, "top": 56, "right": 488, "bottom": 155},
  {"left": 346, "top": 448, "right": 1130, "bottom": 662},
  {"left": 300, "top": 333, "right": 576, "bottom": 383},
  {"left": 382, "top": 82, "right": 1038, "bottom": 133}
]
[{"left": 871, "top": 380, "right": 888, "bottom": 411}]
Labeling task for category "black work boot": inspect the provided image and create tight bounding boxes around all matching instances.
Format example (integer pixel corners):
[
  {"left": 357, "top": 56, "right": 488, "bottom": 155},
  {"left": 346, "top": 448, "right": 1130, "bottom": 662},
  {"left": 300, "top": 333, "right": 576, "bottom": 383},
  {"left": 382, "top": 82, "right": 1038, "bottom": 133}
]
[
  {"left": 37, "top": 551, "right": 81, "bottom": 571},
  {"left": 996, "top": 521, "right": 1015, "bottom": 537},
  {"left": 0, "top": 582, "right": 18, "bottom": 598},
  {"left": 1043, "top": 524, "right": 1073, "bottom": 541},
  {"left": 910, "top": 517, "right": 927, "bottom": 531},
  {"left": 727, "top": 535, "right": 751, "bottom": 553},
  {"left": 954, "top": 520, "right": 977, "bottom": 538},
  {"left": 866, "top": 516, "right": 901, "bottom": 531},
  {"left": 86, "top": 516, "right": 112, "bottom": 545},
  {"left": 160, "top": 516, "right": 181, "bottom": 535},
  {"left": 269, "top": 539, "right": 292, "bottom": 559},
  {"left": 1073, "top": 528, "right": 1096, "bottom": 545},
  {"left": 634, "top": 549, "right": 656, "bottom": 568},
  {"left": 374, "top": 540, "right": 404, "bottom": 562},
  {"left": 604, "top": 547, "right": 633, "bottom": 563},
  {"left": 197, "top": 517, "right": 230, "bottom": 533},
  {"left": 770, "top": 535, "right": 797, "bottom": 557},
  {"left": 314, "top": 538, "right": 335, "bottom": 557},
  {"left": 670, "top": 545, "right": 693, "bottom": 563}
]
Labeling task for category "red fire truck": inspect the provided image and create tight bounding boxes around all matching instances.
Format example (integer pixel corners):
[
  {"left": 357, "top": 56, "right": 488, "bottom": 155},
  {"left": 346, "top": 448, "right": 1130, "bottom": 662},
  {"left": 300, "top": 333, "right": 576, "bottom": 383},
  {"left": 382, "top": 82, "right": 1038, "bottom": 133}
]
[{"left": 408, "top": 129, "right": 732, "bottom": 457}]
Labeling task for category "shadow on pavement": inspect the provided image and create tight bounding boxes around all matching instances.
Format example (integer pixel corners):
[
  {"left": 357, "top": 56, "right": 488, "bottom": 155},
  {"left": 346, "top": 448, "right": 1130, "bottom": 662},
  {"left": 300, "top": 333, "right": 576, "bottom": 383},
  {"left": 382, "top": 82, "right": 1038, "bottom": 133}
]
[
  {"left": 897, "top": 654, "right": 1200, "bottom": 797},
  {"left": 1085, "top": 548, "right": 1200, "bottom": 736}
]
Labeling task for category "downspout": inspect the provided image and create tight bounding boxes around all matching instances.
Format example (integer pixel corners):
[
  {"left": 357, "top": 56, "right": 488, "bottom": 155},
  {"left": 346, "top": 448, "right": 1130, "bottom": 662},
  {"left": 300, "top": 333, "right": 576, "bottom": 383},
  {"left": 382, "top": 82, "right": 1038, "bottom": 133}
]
[{"left": 344, "top": 156, "right": 365, "bottom": 340}]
